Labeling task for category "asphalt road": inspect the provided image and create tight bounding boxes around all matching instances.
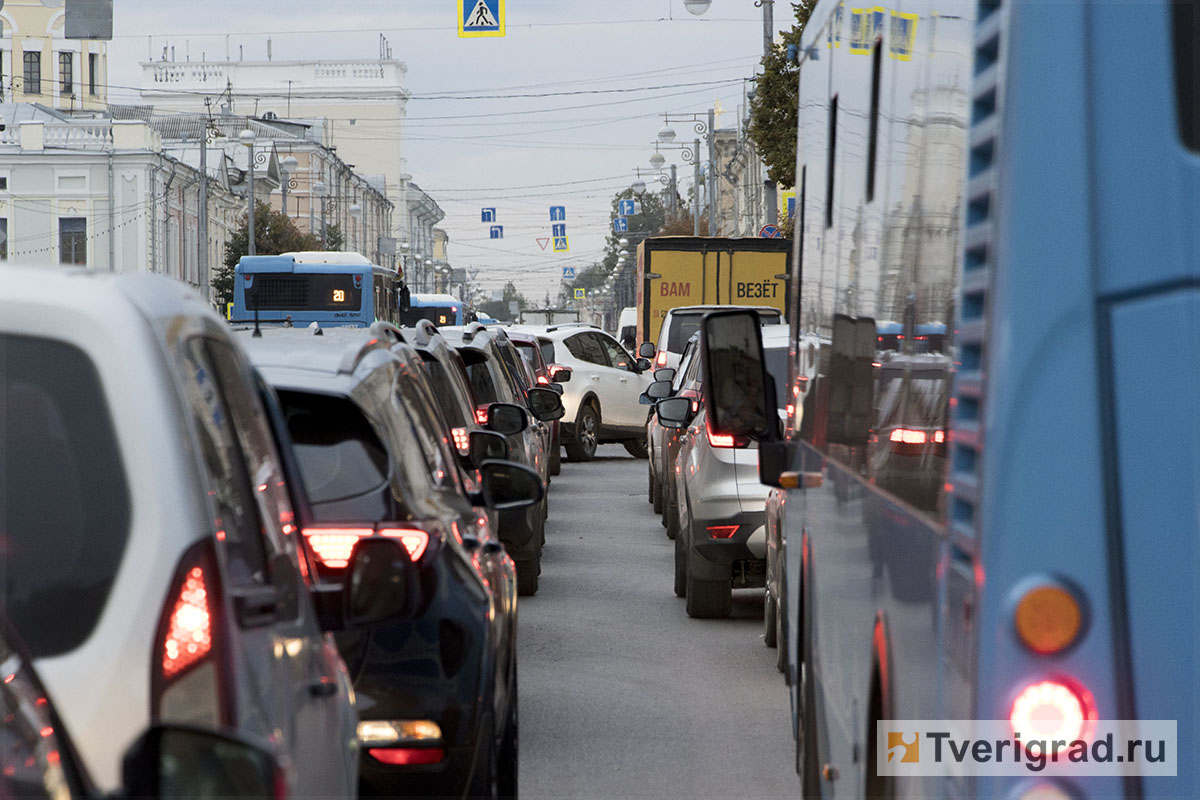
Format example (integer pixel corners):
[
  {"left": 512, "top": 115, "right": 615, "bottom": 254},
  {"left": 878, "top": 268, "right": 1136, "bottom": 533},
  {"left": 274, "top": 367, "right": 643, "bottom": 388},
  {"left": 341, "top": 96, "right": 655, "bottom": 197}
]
[{"left": 517, "top": 445, "right": 798, "bottom": 800}]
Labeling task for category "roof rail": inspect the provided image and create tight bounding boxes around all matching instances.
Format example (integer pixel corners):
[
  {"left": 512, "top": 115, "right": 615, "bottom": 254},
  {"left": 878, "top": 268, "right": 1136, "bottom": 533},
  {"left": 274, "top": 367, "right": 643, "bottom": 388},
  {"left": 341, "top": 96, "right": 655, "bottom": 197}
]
[
  {"left": 412, "top": 319, "right": 439, "bottom": 346},
  {"left": 461, "top": 321, "right": 488, "bottom": 343},
  {"left": 308, "top": 321, "right": 324, "bottom": 336},
  {"left": 546, "top": 322, "right": 600, "bottom": 333},
  {"left": 337, "top": 332, "right": 393, "bottom": 375}
]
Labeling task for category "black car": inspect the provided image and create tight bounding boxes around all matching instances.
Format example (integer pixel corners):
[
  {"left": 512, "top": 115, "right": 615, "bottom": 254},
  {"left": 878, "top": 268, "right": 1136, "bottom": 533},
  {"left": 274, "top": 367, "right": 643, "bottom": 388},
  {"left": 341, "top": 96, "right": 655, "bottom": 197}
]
[{"left": 237, "top": 324, "right": 541, "bottom": 799}]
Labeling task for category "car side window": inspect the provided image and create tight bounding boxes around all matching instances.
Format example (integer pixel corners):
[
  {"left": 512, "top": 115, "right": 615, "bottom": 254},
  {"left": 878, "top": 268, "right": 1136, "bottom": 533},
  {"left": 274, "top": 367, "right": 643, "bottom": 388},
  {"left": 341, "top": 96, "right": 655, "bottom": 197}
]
[
  {"left": 394, "top": 371, "right": 462, "bottom": 494},
  {"left": 567, "top": 333, "right": 606, "bottom": 366},
  {"left": 177, "top": 338, "right": 272, "bottom": 587},
  {"left": 595, "top": 333, "right": 635, "bottom": 371}
]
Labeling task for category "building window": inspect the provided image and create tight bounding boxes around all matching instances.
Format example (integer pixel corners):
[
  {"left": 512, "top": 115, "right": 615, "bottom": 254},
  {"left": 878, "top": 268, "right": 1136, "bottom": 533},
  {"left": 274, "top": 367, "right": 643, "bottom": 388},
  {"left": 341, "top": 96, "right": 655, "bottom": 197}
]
[
  {"left": 88, "top": 53, "right": 97, "bottom": 96},
  {"left": 0, "top": 219, "right": 8, "bottom": 260},
  {"left": 23, "top": 52, "right": 41, "bottom": 96},
  {"left": 59, "top": 51, "right": 73, "bottom": 96},
  {"left": 59, "top": 218, "right": 86, "bottom": 265}
]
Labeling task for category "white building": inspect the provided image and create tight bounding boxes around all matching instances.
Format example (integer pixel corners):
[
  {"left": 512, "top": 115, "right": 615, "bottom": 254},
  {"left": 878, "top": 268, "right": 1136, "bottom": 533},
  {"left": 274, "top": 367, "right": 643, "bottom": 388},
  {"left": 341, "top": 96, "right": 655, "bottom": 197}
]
[{"left": 1, "top": 0, "right": 109, "bottom": 112}]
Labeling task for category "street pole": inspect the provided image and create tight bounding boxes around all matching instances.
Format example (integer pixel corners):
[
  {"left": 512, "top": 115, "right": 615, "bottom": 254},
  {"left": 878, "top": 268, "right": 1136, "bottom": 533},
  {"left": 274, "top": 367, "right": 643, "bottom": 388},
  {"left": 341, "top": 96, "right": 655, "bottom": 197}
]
[
  {"left": 669, "top": 163, "right": 678, "bottom": 213},
  {"left": 707, "top": 108, "right": 717, "bottom": 236},
  {"left": 693, "top": 138, "right": 702, "bottom": 236},
  {"left": 247, "top": 141, "right": 256, "bottom": 255},
  {"left": 198, "top": 128, "right": 209, "bottom": 302},
  {"left": 760, "top": 0, "right": 779, "bottom": 225}
]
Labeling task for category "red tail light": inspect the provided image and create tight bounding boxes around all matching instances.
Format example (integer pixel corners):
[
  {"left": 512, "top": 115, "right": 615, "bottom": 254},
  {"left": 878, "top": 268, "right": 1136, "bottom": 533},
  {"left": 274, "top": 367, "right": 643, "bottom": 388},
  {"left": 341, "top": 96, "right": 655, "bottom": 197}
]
[
  {"left": 933, "top": 429, "right": 945, "bottom": 444},
  {"left": 451, "top": 426, "right": 470, "bottom": 455},
  {"left": 707, "top": 525, "right": 739, "bottom": 539},
  {"left": 536, "top": 375, "right": 549, "bottom": 385},
  {"left": 889, "top": 428, "right": 928, "bottom": 444},
  {"left": 705, "top": 417, "right": 748, "bottom": 449},
  {"left": 679, "top": 388, "right": 701, "bottom": 415},
  {"left": 1010, "top": 680, "right": 1092, "bottom": 743},
  {"left": 379, "top": 528, "right": 430, "bottom": 562},
  {"left": 655, "top": 350, "right": 667, "bottom": 367},
  {"left": 162, "top": 566, "right": 213, "bottom": 679},
  {"left": 475, "top": 407, "right": 489, "bottom": 424},
  {"left": 368, "top": 748, "right": 445, "bottom": 766}
]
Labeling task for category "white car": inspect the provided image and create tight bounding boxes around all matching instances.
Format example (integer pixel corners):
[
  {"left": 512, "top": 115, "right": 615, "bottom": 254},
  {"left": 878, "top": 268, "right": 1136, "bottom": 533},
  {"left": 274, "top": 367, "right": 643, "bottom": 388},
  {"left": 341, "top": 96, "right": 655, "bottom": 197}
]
[
  {"left": 517, "top": 323, "right": 654, "bottom": 461},
  {"left": 0, "top": 266, "right": 381, "bottom": 796},
  {"left": 644, "top": 305, "right": 784, "bottom": 373}
]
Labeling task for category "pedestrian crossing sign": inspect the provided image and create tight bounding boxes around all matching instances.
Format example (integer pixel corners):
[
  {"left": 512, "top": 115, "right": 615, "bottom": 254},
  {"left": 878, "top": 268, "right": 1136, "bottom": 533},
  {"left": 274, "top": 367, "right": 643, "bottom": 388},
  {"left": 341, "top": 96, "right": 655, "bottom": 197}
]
[
  {"left": 574, "top": 288, "right": 585, "bottom": 300},
  {"left": 553, "top": 236, "right": 569, "bottom": 252},
  {"left": 459, "top": 0, "right": 505, "bottom": 38}
]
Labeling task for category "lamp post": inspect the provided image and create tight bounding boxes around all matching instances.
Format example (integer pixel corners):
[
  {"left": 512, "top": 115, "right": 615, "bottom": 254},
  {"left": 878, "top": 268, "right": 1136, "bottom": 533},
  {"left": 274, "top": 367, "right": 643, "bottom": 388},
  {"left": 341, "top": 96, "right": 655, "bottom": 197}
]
[
  {"left": 657, "top": 115, "right": 710, "bottom": 235},
  {"left": 399, "top": 240, "right": 410, "bottom": 284},
  {"left": 238, "top": 128, "right": 257, "bottom": 255},
  {"left": 349, "top": 202, "right": 362, "bottom": 255},
  {"left": 424, "top": 258, "right": 433, "bottom": 293},
  {"left": 279, "top": 155, "right": 298, "bottom": 220},
  {"left": 313, "top": 180, "right": 328, "bottom": 249}
]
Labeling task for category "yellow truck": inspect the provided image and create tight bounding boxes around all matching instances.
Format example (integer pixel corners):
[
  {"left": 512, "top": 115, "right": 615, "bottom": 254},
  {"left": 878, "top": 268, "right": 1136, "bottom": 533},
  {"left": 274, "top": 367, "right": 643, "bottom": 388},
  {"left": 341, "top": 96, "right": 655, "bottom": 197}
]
[{"left": 634, "top": 236, "right": 792, "bottom": 347}]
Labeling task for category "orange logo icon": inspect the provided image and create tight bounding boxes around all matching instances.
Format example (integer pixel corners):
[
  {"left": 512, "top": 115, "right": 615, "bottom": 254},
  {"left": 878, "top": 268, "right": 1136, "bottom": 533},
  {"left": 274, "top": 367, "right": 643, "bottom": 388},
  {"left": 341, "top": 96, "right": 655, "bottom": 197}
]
[{"left": 887, "top": 732, "right": 920, "bottom": 763}]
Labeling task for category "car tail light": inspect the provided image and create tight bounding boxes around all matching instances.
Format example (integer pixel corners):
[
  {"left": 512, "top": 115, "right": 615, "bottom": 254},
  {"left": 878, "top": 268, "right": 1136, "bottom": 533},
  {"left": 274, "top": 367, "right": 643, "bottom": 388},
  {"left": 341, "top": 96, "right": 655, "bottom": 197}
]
[
  {"left": 475, "top": 407, "right": 489, "bottom": 424},
  {"left": 1014, "top": 585, "right": 1083, "bottom": 654},
  {"left": 379, "top": 528, "right": 431, "bottom": 562},
  {"left": 679, "top": 388, "right": 701, "bottom": 415},
  {"left": 1010, "top": 681, "right": 1092, "bottom": 743},
  {"left": 302, "top": 528, "right": 371, "bottom": 568},
  {"left": 153, "top": 541, "right": 230, "bottom": 725},
  {"left": 655, "top": 350, "right": 667, "bottom": 367},
  {"left": 889, "top": 428, "right": 928, "bottom": 444},
  {"left": 707, "top": 525, "right": 739, "bottom": 539},
  {"left": 368, "top": 748, "right": 445, "bottom": 766},
  {"left": 536, "top": 375, "right": 549, "bottom": 385},
  {"left": 933, "top": 429, "right": 946, "bottom": 444},
  {"left": 451, "top": 426, "right": 470, "bottom": 455},
  {"left": 705, "top": 417, "right": 748, "bottom": 449},
  {"left": 548, "top": 364, "right": 566, "bottom": 379}
]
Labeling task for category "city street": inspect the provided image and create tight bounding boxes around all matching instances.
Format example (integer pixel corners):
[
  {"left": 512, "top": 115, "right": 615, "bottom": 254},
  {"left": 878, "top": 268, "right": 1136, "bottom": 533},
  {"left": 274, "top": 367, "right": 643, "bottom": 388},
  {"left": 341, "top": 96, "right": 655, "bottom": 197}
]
[{"left": 518, "top": 446, "right": 796, "bottom": 800}]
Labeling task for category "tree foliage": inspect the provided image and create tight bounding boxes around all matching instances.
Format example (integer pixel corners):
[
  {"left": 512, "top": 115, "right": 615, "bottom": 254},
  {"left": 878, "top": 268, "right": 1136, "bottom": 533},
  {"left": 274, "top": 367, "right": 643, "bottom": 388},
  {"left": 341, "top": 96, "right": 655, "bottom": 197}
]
[
  {"left": 747, "top": 1, "right": 815, "bottom": 187},
  {"left": 477, "top": 281, "right": 529, "bottom": 322}
]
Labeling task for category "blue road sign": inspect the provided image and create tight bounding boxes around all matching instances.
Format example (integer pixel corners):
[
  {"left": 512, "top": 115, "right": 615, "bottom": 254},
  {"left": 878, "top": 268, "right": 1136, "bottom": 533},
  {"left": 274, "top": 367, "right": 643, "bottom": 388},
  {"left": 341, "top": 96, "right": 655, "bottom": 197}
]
[
  {"left": 618, "top": 199, "right": 641, "bottom": 216},
  {"left": 550, "top": 206, "right": 566, "bottom": 222},
  {"left": 563, "top": 266, "right": 576, "bottom": 279},
  {"left": 553, "top": 236, "right": 569, "bottom": 252},
  {"left": 552, "top": 223, "right": 566, "bottom": 238},
  {"left": 574, "top": 288, "right": 585, "bottom": 300},
  {"left": 758, "top": 224, "right": 782, "bottom": 239},
  {"left": 613, "top": 217, "right": 629, "bottom": 233},
  {"left": 459, "top": 0, "right": 504, "bottom": 37},
  {"left": 481, "top": 207, "right": 496, "bottom": 222},
  {"left": 490, "top": 225, "right": 504, "bottom": 239}
]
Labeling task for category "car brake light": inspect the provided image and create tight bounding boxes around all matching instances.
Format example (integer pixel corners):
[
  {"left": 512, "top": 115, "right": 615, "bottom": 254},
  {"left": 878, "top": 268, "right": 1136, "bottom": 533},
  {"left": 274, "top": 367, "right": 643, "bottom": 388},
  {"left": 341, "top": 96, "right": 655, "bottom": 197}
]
[
  {"left": 475, "top": 407, "right": 489, "bottom": 424},
  {"left": 162, "top": 566, "right": 213, "bottom": 679},
  {"left": 707, "top": 525, "right": 739, "bottom": 539},
  {"left": 537, "top": 375, "right": 549, "bottom": 385},
  {"left": 451, "top": 426, "right": 470, "bottom": 455},
  {"left": 708, "top": 430, "right": 737, "bottom": 448},
  {"left": 379, "top": 528, "right": 430, "bottom": 562},
  {"left": 368, "top": 747, "right": 445, "bottom": 766},
  {"left": 655, "top": 350, "right": 667, "bottom": 367},
  {"left": 1010, "top": 681, "right": 1091, "bottom": 743},
  {"left": 303, "top": 528, "right": 371, "bottom": 568},
  {"left": 889, "top": 428, "right": 928, "bottom": 444}
]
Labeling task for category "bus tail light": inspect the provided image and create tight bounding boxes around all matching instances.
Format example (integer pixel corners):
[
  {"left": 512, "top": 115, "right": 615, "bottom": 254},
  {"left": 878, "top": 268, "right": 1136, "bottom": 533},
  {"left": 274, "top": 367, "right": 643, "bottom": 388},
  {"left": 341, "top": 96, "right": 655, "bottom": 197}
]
[
  {"left": 1010, "top": 680, "right": 1092, "bottom": 743},
  {"left": 1014, "top": 585, "right": 1083, "bottom": 654}
]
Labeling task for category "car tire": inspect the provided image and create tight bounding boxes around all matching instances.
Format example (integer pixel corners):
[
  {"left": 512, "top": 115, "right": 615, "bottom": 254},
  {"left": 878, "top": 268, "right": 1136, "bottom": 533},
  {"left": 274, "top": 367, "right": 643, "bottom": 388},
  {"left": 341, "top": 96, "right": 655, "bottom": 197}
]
[
  {"left": 764, "top": 589, "right": 779, "bottom": 648},
  {"left": 665, "top": 499, "right": 679, "bottom": 541},
  {"left": 648, "top": 463, "right": 656, "bottom": 506},
  {"left": 498, "top": 670, "right": 518, "bottom": 800},
  {"left": 651, "top": 473, "right": 663, "bottom": 515},
  {"left": 673, "top": 529, "right": 687, "bottom": 598},
  {"left": 467, "top": 710, "right": 499, "bottom": 800},
  {"left": 564, "top": 404, "right": 598, "bottom": 462},
  {"left": 685, "top": 572, "right": 732, "bottom": 619},
  {"left": 516, "top": 560, "right": 539, "bottom": 597},
  {"left": 549, "top": 442, "right": 561, "bottom": 476},
  {"left": 623, "top": 438, "right": 649, "bottom": 459}
]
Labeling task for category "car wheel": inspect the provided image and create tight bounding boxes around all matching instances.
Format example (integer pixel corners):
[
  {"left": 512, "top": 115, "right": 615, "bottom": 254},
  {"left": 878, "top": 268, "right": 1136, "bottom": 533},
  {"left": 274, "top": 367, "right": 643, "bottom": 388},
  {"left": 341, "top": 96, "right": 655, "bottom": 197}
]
[
  {"left": 467, "top": 710, "right": 499, "bottom": 800},
  {"left": 764, "top": 589, "right": 779, "bottom": 648},
  {"left": 665, "top": 498, "right": 679, "bottom": 541},
  {"left": 647, "top": 463, "right": 656, "bottom": 506},
  {"left": 652, "top": 475, "right": 663, "bottom": 515},
  {"left": 498, "top": 670, "right": 518, "bottom": 800},
  {"left": 549, "top": 443, "right": 561, "bottom": 476},
  {"left": 775, "top": 594, "right": 787, "bottom": 674},
  {"left": 685, "top": 571, "right": 732, "bottom": 619},
  {"left": 673, "top": 528, "right": 687, "bottom": 598},
  {"left": 516, "top": 560, "right": 539, "bottom": 596},
  {"left": 564, "top": 404, "right": 598, "bottom": 462},
  {"left": 623, "top": 438, "right": 649, "bottom": 459}
]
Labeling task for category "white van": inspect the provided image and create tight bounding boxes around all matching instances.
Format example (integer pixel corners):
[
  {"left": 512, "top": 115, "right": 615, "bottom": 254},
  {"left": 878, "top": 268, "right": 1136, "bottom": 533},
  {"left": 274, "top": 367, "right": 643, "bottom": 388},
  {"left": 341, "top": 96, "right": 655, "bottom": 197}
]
[{"left": 616, "top": 306, "right": 637, "bottom": 351}]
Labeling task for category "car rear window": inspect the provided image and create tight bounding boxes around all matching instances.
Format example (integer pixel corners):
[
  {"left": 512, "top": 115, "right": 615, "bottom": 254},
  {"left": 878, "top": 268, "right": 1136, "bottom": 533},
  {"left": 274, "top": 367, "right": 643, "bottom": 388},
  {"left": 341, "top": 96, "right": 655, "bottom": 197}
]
[
  {"left": 276, "top": 390, "right": 393, "bottom": 523},
  {"left": 1, "top": 334, "right": 131, "bottom": 658},
  {"left": 537, "top": 340, "right": 555, "bottom": 366},
  {"left": 666, "top": 314, "right": 704, "bottom": 352}
]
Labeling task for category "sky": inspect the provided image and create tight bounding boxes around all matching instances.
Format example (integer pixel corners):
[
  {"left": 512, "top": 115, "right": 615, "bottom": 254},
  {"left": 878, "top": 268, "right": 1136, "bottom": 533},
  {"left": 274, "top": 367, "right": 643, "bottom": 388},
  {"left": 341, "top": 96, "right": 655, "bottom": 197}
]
[{"left": 107, "top": 1, "right": 781, "bottom": 302}]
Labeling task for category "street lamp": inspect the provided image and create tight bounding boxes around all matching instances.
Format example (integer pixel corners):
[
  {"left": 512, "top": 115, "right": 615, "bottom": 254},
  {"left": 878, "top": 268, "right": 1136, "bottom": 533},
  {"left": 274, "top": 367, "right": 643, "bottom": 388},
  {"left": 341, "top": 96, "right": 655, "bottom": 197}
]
[
  {"left": 280, "top": 155, "right": 298, "bottom": 219},
  {"left": 649, "top": 150, "right": 666, "bottom": 170},
  {"left": 631, "top": 178, "right": 647, "bottom": 194},
  {"left": 312, "top": 180, "right": 328, "bottom": 249},
  {"left": 349, "top": 202, "right": 362, "bottom": 254},
  {"left": 657, "top": 113, "right": 712, "bottom": 235},
  {"left": 684, "top": 0, "right": 712, "bottom": 14},
  {"left": 238, "top": 128, "right": 257, "bottom": 255}
]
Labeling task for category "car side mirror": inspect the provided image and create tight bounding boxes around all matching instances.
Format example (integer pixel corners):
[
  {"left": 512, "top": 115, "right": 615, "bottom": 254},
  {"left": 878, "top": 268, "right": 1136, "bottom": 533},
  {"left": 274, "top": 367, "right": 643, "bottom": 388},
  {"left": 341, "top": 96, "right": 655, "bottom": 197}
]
[
  {"left": 635, "top": 357, "right": 652, "bottom": 372},
  {"left": 478, "top": 460, "right": 545, "bottom": 511},
  {"left": 486, "top": 402, "right": 529, "bottom": 435},
  {"left": 469, "top": 429, "right": 509, "bottom": 464},
  {"left": 123, "top": 725, "right": 282, "bottom": 799},
  {"left": 699, "top": 310, "right": 775, "bottom": 441},
  {"left": 654, "top": 396, "right": 692, "bottom": 429},
  {"left": 528, "top": 386, "right": 565, "bottom": 422},
  {"left": 344, "top": 538, "right": 420, "bottom": 627},
  {"left": 549, "top": 365, "right": 572, "bottom": 383},
  {"left": 638, "top": 342, "right": 656, "bottom": 358},
  {"left": 654, "top": 368, "right": 676, "bottom": 383},
  {"left": 647, "top": 380, "right": 673, "bottom": 400},
  {"left": 398, "top": 284, "right": 411, "bottom": 313},
  {"left": 547, "top": 381, "right": 564, "bottom": 396}
]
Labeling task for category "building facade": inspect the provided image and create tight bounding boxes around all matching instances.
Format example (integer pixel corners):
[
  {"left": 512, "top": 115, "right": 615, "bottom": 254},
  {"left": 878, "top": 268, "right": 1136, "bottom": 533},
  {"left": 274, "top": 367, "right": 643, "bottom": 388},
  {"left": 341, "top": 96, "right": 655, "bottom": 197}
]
[{"left": 1, "top": 0, "right": 108, "bottom": 111}]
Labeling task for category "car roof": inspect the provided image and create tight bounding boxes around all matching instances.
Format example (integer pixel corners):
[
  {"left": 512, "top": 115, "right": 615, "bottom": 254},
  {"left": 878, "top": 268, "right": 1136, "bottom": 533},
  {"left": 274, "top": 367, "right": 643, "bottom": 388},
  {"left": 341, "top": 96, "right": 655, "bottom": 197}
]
[
  {"left": 665, "top": 305, "right": 782, "bottom": 316},
  {"left": 232, "top": 325, "right": 406, "bottom": 395}
]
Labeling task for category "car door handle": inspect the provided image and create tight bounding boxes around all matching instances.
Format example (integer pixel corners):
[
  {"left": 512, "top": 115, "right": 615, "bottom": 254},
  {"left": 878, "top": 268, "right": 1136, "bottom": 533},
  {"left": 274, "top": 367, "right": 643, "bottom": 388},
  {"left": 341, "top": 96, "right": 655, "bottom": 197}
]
[
  {"left": 590, "top": 375, "right": 600, "bottom": 382},
  {"left": 307, "top": 677, "right": 339, "bottom": 698}
]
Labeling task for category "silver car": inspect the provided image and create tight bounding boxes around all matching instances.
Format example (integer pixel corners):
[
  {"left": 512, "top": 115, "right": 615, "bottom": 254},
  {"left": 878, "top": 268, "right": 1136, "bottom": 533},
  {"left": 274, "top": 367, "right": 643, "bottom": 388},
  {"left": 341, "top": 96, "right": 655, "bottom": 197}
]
[{"left": 0, "top": 266, "right": 364, "bottom": 795}]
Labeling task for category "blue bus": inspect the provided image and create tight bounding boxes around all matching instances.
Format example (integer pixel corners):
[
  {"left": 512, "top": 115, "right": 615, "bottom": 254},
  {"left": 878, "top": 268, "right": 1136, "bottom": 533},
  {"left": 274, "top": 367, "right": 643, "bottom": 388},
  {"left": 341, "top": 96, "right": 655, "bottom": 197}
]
[
  {"left": 696, "top": 0, "right": 1197, "bottom": 797},
  {"left": 232, "top": 251, "right": 406, "bottom": 328},
  {"left": 398, "top": 292, "right": 466, "bottom": 327}
]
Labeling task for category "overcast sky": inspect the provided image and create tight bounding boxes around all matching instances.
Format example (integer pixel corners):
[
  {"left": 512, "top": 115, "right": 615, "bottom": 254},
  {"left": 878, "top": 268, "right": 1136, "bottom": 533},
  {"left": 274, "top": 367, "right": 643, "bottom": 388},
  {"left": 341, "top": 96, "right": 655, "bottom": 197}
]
[{"left": 108, "top": 1, "right": 779, "bottom": 301}]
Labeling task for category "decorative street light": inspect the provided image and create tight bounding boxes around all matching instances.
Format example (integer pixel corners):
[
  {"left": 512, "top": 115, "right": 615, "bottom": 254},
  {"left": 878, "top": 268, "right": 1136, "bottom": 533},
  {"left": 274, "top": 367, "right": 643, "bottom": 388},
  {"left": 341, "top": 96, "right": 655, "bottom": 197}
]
[
  {"left": 280, "top": 155, "right": 298, "bottom": 219},
  {"left": 312, "top": 180, "right": 328, "bottom": 248},
  {"left": 631, "top": 178, "right": 647, "bottom": 194},
  {"left": 649, "top": 150, "right": 666, "bottom": 170},
  {"left": 684, "top": 0, "right": 712, "bottom": 14},
  {"left": 656, "top": 113, "right": 712, "bottom": 235},
  {"left": 238, "top": 128, "right": 257, "bottom": 255}
]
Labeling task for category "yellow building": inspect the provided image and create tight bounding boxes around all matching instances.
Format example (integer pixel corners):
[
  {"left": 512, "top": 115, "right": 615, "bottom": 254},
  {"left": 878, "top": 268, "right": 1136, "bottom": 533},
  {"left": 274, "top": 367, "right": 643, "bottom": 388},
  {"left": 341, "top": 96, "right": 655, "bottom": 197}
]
[{"left": 1, "top": 0, "right": 108, "bottom": 111}]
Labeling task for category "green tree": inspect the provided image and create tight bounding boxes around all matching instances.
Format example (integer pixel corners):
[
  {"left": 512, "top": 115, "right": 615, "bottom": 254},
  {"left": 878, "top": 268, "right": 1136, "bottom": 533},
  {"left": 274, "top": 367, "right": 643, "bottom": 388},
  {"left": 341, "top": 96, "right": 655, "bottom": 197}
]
[
  {"left": 477, "top": 281, "right": 529, "bottom": 322},
  {"left": 747, "top": 1, "right": 815, "bottom": 187},
  {"left": 214, "top": 201, "right": 321, "bottom": 307}
]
